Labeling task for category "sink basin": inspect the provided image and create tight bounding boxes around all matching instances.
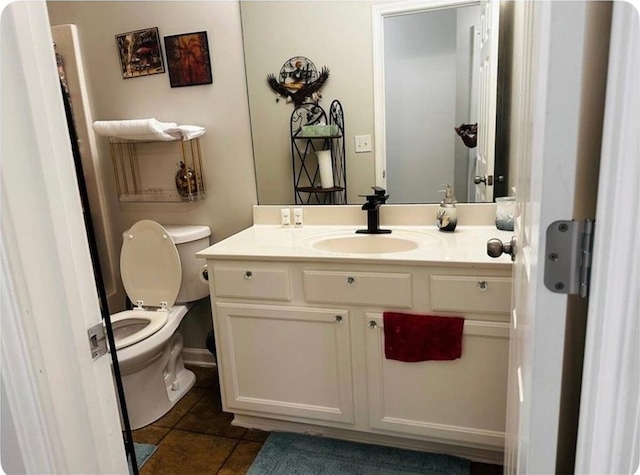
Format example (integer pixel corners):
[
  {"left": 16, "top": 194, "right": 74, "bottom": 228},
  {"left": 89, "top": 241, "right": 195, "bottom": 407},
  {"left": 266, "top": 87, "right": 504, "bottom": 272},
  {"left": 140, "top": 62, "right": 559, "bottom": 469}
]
[{"left": 312, "top": 235, "right": 419, "bottom": 254}]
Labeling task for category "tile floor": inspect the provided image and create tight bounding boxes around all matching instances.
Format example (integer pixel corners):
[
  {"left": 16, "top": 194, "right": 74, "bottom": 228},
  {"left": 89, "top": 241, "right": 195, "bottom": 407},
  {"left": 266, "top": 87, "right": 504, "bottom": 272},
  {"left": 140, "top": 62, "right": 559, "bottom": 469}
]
[{"left": 132, "top": 365, "right": 503, "bottom": 474}]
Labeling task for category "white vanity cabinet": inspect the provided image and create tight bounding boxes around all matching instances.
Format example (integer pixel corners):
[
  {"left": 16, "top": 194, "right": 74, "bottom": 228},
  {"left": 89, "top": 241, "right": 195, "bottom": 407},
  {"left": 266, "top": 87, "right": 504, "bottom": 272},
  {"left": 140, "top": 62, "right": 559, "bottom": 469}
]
[
  {"left": 205, "top": 258, "right": 511, "bottom": 462},
  {"left": 211, "top": 265, "right": 354, "bottom": 424},
  {"left": 214, "top": 303, "right": 354, "bottom": 424}
]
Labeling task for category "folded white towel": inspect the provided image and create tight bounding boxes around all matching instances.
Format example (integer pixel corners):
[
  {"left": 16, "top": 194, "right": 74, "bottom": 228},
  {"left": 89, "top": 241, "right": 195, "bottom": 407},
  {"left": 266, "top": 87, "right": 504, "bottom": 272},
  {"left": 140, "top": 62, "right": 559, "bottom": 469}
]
[
  {"left": 92, "top": 118, "right": 204, "bottom": 141},
  {"left": 163, "top": 125, "right": 206, "bottom": 141}
]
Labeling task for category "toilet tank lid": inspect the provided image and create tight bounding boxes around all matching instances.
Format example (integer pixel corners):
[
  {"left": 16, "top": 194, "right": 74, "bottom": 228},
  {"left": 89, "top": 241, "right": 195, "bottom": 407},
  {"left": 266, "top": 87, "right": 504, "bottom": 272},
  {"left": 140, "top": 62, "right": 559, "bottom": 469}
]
[{"left": 124, "top": 224, "right": 211, "bottom": 244}]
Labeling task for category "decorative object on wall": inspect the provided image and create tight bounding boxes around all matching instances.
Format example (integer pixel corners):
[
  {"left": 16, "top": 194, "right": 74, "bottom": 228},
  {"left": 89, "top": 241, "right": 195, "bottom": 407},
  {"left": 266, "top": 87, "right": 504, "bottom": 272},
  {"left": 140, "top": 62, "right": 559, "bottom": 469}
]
[
  {"left": 115, "top": 27, "right": 165, "bottom": 79},
  {"left": 163, "top": 31, "right": 213, "bottom": 87},
  {"left": 267, "top": 56, "right": 330, "bottom": 106}
]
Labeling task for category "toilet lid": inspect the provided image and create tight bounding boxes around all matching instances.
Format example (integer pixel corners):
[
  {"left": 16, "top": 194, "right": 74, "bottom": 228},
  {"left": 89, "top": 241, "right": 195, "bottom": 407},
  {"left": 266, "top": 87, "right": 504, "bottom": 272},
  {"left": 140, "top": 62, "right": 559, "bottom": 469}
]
[{"left": 120, "top": 220, "right": 181, "bottom": 308}]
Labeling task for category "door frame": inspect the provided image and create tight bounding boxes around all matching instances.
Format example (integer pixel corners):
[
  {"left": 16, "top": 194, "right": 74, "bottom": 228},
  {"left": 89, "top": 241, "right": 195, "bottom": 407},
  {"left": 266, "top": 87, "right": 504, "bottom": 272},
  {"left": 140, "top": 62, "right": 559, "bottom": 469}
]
[
  {"left": 574, "top": 2, "right": 640, "bottom": 472},
  {"left": 506, "top": 1, "right": 637, "bottom": 473},
  {"left": 1, "top": 2, "right": 127, "bottom": 473}
]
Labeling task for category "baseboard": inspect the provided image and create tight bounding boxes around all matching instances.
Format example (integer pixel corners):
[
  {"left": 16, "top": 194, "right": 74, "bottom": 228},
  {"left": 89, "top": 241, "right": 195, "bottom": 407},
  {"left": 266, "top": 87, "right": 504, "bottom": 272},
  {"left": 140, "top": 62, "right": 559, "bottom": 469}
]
[{"left": 182, "top": 347, "right": 216, "bottom": 368}]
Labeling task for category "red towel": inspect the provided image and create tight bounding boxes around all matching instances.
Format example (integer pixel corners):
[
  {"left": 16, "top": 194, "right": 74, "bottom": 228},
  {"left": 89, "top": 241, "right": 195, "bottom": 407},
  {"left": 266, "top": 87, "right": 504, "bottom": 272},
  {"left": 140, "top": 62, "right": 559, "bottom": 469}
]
[{"left": 383, "top": 312, "right": 464, "bottom": 362}]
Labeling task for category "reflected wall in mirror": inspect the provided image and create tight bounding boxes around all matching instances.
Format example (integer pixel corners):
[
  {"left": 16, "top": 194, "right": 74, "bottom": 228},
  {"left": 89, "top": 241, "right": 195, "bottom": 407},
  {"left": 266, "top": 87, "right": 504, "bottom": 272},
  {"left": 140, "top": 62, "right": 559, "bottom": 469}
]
[
  {"left": 373, "top": 0, "right": 506, "bottom": 204},
  {"left": 375, "top": 2, "right": 481, "bottom": 203},
  {"left": 241, "top": 0, "right": 511, "bottom": 205}
]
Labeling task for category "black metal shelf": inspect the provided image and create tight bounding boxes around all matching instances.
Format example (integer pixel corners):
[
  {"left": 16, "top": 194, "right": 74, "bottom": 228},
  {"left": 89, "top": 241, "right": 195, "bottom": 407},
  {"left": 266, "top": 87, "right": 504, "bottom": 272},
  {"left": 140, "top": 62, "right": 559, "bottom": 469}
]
[{"left": 290, "top": 100, "right": 346, "bottom": 205}]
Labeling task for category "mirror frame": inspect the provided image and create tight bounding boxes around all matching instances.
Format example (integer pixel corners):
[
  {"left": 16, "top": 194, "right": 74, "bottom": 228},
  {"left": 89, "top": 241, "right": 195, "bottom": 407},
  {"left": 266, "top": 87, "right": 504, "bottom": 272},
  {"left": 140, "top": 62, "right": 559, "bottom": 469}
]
[{"left": 372, "top": 0, "right": 484, "bottom": 196}]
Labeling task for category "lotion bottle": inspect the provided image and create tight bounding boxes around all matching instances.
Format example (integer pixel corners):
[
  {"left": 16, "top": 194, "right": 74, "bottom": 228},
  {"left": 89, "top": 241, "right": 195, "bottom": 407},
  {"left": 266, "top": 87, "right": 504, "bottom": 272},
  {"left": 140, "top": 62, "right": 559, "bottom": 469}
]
[{"left": 436, "top": 184, "right": 457, "bottom": 232}]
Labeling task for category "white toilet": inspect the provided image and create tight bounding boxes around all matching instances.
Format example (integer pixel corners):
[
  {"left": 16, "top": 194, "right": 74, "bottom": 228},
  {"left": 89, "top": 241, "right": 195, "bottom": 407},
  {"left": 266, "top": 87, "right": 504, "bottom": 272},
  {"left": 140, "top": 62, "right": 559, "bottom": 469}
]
[{"left": 110, "top": 219, "right": 211, "bottom": 430}]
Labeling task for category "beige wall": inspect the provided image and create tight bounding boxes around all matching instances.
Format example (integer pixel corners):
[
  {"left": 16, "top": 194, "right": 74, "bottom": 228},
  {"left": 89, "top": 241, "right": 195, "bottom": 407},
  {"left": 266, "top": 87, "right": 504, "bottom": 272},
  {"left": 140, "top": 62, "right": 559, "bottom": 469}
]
[
  {"left": 241, "top": 1, "right": 380, "bottom": 204},
  {"left": 47, "top": 1, "right": 257, "bottom": 347}
]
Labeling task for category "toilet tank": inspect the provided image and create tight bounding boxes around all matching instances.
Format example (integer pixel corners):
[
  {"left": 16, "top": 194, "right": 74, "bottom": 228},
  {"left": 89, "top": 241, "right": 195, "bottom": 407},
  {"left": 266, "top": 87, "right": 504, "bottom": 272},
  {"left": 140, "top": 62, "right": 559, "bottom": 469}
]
[{"left": 163, "top": 224, "right": 211, "bottom": 303}]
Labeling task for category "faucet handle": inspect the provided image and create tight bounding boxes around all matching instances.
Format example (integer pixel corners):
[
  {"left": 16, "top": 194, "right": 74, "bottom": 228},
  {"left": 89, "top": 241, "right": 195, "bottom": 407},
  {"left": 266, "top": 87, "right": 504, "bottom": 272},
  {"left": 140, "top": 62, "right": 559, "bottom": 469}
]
[{"left": 358, "top": 186, "right": 389, "bottom": 201}]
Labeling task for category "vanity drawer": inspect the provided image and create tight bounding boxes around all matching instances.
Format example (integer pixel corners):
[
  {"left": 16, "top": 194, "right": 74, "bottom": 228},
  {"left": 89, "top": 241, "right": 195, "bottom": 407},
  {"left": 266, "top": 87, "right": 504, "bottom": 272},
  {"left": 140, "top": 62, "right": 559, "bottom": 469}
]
[
  {"left": 303, "top": 270, "right": 412, "bottom": 308},
  {"left": 430, "top": 275, "right": 511, "bottom": 314},
  {"left": 212, "top": 266, "right": 292, "bottom": 301}
]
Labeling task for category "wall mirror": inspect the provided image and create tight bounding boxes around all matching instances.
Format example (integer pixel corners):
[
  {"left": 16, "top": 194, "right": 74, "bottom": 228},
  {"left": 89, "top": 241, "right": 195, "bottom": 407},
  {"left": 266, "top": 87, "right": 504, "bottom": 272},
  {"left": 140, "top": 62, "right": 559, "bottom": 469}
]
[
  {"left": 240, "top": 0, "right": 509, "bottom": 205},
  {"left": 373, "top": 0, "right": 501, "bottom": 204}
]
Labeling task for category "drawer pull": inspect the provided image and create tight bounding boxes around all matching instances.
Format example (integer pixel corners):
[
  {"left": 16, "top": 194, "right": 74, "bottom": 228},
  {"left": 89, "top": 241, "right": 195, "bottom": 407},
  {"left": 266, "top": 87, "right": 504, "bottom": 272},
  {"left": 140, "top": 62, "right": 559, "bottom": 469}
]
[
  {"left": 368, "top": 320, "right": 378, "bottom": 329},
  {"left": 477, "top": 280, "right": 488, "bottom": 291},
  {"left": 346, "top": 276, "right": 355, "bottom": 285},
  {"left": 334, "top": 315, "right": 343, "bottom": 323},
  {"left": 244, "top": 271, "right": 253, "bottom": 280}
]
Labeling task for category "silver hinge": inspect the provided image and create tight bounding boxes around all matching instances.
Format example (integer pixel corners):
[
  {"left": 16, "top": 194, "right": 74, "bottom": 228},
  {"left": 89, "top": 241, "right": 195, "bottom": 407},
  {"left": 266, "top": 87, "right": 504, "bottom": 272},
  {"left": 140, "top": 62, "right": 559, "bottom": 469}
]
[
  {"left": 544, "top": 220, "right": 595, "bottom": 298},
  {"left": 87, "top": 321, "right": 108, "bottom": 360}
]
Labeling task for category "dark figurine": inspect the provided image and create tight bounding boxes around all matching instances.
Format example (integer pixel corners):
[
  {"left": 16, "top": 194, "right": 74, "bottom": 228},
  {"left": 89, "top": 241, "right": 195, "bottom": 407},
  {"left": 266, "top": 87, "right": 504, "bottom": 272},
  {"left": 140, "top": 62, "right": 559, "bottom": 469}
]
[
  {"left": 454, "top": 123, "right": 478, "bottom": 148},
  {"left": 175, "top": 161, "right": 198, "bottom": 197}
]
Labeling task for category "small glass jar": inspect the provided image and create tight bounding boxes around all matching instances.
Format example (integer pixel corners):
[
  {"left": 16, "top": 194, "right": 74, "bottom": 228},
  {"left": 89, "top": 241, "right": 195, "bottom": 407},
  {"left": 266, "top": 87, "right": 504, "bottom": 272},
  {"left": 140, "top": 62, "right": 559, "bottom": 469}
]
[{"left": 495, "top": 197, "right": 515, "bottom": 231}]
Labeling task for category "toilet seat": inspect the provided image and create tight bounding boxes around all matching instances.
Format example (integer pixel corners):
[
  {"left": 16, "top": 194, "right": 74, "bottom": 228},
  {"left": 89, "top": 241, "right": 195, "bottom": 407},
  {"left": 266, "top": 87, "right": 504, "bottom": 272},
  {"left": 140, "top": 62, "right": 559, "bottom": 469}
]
[
  {"left": 114, "top": 220, "right": 183, "bottom": 349},
  {"left": 111, "top": 309, "right": 169, "bottom": 350},
  {"left": 120, "top": 220, "right": 182, "bottom": 309}
]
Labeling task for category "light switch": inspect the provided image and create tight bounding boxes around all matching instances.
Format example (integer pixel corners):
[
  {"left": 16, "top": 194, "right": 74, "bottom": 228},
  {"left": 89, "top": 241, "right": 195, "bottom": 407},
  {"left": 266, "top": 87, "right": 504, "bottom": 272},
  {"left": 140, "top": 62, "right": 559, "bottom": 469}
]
[{"left": 355, "top": 135, "right": 372, "bottom": 153}]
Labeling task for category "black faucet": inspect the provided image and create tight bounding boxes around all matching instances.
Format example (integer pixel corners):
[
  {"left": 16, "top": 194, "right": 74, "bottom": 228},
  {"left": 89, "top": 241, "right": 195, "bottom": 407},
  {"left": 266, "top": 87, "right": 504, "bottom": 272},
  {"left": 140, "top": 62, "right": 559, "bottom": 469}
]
[{"left": 356, "top": 186, "right": 392, "bottom": 234}]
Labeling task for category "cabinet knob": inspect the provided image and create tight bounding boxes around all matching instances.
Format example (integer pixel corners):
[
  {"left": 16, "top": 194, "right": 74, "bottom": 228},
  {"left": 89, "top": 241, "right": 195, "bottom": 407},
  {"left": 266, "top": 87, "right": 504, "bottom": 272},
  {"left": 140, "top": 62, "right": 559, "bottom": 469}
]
[
  {"left": 244, "top": 271, "right": 253, "bottom": 279},
  {"left": 368, "top": 320, "right": 377, "bottom": 329},
  {"left": 334, "top": 315, "right": 343, "bottom": 323},
  {"left": 477, "top": 280, "right": 488, "bottom": 291},
  {"left": 346, "top": 276, "right": 355, "bottom": 285}
]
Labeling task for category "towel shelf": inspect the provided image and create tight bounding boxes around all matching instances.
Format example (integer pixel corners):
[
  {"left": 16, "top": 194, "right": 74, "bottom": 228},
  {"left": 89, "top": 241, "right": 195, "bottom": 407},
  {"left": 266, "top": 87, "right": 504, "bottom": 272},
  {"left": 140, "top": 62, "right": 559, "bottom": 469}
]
[{"left": 108, "top": 136, "right": 206, "bottom": 203}]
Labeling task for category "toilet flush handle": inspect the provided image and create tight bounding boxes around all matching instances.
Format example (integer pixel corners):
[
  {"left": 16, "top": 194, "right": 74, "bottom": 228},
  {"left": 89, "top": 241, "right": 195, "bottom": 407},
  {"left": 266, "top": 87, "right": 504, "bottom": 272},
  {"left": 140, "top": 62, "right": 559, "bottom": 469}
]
[{"left": 199, "top": 265, "right": 209, "bottom": 284}]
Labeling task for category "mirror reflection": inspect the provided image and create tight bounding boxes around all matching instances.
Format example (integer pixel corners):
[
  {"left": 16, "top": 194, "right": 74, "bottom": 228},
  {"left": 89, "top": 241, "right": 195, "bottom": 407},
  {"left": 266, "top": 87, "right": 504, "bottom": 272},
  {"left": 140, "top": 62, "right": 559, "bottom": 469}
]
[
  {"left": 241, "top": 0, "right": 509, "bottom": 205},
  {"left": 379, "top": 4, "right": 481, "bottom": 203}
]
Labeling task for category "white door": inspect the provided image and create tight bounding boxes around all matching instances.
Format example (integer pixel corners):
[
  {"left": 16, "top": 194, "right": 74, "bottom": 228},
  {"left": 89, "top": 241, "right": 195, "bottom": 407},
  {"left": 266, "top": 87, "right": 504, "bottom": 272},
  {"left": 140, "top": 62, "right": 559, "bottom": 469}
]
[
  {"left": 502, "top": 2, "right": 610, "bottom": 473},
  {"left": 474, "top": 0, "right": 499, "bottom": 202},
  {"left": 1, "top": 2, "right": 127, "bottom": 473}
]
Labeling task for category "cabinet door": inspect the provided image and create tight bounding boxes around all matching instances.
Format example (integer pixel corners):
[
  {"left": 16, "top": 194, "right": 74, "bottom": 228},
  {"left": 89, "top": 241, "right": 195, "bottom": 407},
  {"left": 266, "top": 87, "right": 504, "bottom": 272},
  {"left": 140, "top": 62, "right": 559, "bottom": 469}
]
[
  {"left": 215, "top": 303, "right": 354, "bottom": 424},
  {"left": 365, "top": 313, "right": 508, "bottom": 448}
]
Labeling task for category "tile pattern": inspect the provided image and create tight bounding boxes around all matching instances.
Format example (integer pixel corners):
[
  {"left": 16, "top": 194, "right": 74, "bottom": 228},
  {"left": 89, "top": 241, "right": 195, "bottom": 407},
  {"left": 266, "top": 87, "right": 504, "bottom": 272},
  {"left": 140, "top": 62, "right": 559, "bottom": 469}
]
[{"left": 132, "top": 365, "right": 502, "bottom": 474}]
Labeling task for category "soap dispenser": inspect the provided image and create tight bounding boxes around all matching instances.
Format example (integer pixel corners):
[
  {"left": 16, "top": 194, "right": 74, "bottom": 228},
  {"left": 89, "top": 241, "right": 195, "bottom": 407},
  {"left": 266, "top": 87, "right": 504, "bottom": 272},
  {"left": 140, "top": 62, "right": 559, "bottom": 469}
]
[{"left": 436, "top": 184, "right": 457, "bottom": 232}]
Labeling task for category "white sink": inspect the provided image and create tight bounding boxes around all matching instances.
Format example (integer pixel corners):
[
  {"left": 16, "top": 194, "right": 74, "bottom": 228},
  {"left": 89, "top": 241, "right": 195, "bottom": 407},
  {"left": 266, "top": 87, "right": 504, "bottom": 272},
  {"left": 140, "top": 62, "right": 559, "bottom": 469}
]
[{"left": 312, "top": 235, "right": 419, "bottom": 254}]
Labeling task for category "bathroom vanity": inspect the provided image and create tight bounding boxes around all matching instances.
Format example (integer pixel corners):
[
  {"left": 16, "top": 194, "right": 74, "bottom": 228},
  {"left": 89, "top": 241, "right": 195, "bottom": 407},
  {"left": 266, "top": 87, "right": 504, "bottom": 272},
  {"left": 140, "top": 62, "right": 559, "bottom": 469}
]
[{"left": 197, "top": 206, "right": 513, "bottom": 463}]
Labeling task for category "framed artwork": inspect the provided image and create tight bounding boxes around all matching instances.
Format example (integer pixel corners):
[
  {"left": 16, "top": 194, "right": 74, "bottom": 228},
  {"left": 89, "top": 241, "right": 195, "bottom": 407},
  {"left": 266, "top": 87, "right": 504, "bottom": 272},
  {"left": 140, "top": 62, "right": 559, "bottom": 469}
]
[
  {"left": 115, "top": 27, "right": 165, "bottom": 79},
  {"left": 163, "top": 31, "right": 213, "bottom": 87}
]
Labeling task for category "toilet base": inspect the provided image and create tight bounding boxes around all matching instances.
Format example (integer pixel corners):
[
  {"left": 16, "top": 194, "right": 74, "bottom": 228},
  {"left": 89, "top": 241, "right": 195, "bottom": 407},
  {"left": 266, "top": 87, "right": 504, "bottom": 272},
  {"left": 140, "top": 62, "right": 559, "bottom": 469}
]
[
  {"left": 166, "top": 365, "right": 196, "bottom": 406},
  {"left": 121, "top": 365, "right": 196, "bottom": 430},
  {"left": 119, "top": 333, "right": 196, "bottom": 430}
]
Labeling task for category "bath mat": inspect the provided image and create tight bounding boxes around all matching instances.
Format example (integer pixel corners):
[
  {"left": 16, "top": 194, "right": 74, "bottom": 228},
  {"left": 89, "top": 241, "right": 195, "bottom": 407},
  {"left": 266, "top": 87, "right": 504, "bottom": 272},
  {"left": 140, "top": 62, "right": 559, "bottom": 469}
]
[
  {"left": 128, "top": 442, "right": 157, "bottom": 473},
  {"left": 247, "top": 432, "right": 470, "bottom": 475}
]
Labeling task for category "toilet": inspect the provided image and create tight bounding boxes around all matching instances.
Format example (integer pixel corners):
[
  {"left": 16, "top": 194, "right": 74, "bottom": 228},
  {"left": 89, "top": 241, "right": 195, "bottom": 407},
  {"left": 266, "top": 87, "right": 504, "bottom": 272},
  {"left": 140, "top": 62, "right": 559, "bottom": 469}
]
[{"left": 110, "top": 219, "right": 211, "bottom": 430}]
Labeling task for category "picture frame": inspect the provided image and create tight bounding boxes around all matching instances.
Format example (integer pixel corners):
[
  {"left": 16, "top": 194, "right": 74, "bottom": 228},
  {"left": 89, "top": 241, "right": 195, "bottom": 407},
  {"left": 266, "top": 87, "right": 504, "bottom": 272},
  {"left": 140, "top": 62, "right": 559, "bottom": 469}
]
[
  {"left": 115, "top": 27, "right": 165, "bottom": 79},
  {"left": 163, "top": 31, "right": 213, "bottom": 88}
]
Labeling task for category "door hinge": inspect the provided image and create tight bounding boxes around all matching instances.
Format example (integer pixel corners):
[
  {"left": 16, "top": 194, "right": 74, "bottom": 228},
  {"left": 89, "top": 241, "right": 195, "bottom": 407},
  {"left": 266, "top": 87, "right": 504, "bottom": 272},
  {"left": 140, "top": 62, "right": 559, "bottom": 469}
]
[
  {"left": 544, "top": 220, "right": 595, "bottom": 298},
  {"left": 87, "top": 321, "right": 108, "bottom": 360}
]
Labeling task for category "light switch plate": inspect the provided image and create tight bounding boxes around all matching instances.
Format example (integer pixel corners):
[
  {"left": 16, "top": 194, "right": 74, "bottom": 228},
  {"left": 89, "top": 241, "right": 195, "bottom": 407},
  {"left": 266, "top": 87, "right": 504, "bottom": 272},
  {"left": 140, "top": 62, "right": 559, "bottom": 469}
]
[{"left": 355, "top": 135, "right": 372, "bottom": 153}]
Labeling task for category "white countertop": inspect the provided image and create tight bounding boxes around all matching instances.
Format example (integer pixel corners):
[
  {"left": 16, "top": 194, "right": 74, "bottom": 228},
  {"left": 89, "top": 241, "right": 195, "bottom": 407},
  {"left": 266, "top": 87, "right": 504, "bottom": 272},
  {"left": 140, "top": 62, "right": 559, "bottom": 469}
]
[{"left": 197, "top": 224, "right": 514, "bottom": 268}]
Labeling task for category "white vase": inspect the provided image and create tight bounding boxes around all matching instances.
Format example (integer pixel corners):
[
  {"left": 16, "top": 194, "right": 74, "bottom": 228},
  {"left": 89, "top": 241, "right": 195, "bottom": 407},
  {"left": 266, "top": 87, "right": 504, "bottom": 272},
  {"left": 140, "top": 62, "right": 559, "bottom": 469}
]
[{"left": 316, "top": 150, "right": 334, "bottom": 189}]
